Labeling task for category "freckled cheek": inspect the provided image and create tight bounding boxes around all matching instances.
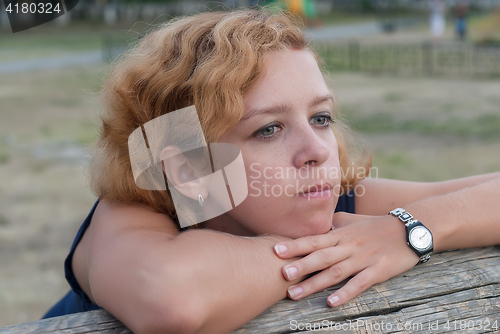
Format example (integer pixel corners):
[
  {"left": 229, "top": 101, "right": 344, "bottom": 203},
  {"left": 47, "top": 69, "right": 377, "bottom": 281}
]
[
  {"left": 245, "top": 152, "right": 281, "bottom": 179},
  {"left": 329, "top": 140, "right": 342, "bottom": 183},
  {"left": 246, "top": 166, "right": 291, "bottom": 199},
  {"left": 229, "top": 187, "right": 287, "bottom": 235}
]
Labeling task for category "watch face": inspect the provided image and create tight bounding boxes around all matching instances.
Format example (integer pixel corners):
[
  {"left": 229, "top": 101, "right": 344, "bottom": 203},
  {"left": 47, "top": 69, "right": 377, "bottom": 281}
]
[{"left": 409, "top": 226, "right": 432, "bottom": 250}]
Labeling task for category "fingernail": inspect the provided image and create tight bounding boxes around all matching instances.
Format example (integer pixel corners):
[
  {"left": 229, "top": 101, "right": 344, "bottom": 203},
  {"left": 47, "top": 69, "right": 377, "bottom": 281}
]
[
  {"left": 328, "top": 295, "right": 340, "bottom": 306},
  {"left": 288, "top": 285, "right": 303, "bottom": 298},
  {"left": 274, "top": 244, "right": 288, "bottom": 256},
  {"left": 284, "top": 266, "right": 298, "bottom": 280}
]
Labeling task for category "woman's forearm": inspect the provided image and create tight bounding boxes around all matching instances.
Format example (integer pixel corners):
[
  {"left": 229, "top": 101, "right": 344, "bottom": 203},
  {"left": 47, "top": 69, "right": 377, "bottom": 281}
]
[
  {"left": 430, "top": 171, "right": 500, "bottom": 195},
  {"left": 403, "top": 177, "right": 500, "bottom": 252},
  {"left": 89, "top": 223, "right": 301, "bottom": 334},
  {"left": 166, "top": 230, "right": 302, "bottom": 334},
  {"left": 356, "top": 172, "right": 500, "bottom": 216}
]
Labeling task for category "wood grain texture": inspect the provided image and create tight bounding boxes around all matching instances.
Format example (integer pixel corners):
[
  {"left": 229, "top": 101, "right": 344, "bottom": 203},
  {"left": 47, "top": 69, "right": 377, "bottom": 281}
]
[
  {"left": 2, "top": 247, "right": 499, "bottom": 334},
  {"left": 234, "top": 246, "right": 500, "bottom": 334},
  {"left": 0, "top": 309, "right": 132, "bottom": 334}
]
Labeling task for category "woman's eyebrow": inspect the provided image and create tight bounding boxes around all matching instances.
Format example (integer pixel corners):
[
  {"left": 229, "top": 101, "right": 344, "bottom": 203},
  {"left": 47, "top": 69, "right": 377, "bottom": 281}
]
[
  {"left": 310, "top": 94, "right": 334, "bottom": 108},
  {"left": 242, "top": 94, "right": 334, "bottom": 122},
  {"left": 241, "top": 104, "right": 291, "bottom": 121}
]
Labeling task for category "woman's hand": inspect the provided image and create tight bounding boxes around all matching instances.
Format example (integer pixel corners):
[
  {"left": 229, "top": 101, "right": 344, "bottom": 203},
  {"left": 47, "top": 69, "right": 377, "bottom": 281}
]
[{"left": 273, "top": 212, "right": 420, "bottom": 307}]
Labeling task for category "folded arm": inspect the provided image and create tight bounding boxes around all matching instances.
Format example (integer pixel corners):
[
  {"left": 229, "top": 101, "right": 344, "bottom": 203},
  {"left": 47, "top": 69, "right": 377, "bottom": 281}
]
[
  {"left": 274, "top": 173, "right": 500, "bottom": 307},
  {"left": 355, "top": 171, "right": 500, "bottom": 216},
  {"left": 79, "top": 201, "right": 302, "bottom": 334}
]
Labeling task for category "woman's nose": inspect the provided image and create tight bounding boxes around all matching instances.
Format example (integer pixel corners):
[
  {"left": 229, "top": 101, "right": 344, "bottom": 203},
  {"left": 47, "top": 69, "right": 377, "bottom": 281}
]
[{"left": 292, "top": 127, "right": 331, "bottom": 168}]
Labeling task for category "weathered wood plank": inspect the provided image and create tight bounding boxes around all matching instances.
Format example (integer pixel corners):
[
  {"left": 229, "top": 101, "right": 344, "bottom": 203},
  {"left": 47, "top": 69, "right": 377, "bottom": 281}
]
[
  {"left": 232, "top": 246, "right": 500, "bottom": 333},
  {"left": 298, "top": 293, "right": 500, "bottom": 333},
  {"left": 1, "top": 247, "right": 499, "bottom": 334},
  {"left": 0, "top": 309, "right": 132, "bottom": 334}
]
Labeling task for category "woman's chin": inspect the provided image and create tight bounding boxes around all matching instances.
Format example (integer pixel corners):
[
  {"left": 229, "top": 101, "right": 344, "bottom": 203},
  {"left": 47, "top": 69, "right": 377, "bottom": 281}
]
[{"left": 287, "top": 219, "right": 333, "bottom": 238}]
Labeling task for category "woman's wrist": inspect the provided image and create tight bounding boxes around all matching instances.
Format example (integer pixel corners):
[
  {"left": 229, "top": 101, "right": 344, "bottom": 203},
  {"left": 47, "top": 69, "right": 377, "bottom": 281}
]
[{"left": 402, "top": 201, "right": 457, "bottom": 253}]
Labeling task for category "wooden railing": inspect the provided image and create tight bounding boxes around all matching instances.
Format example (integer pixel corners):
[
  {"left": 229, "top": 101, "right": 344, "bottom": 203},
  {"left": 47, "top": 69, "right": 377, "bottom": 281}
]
[{"left": 2, "top": 246, "right": 499, "bottom": 334}]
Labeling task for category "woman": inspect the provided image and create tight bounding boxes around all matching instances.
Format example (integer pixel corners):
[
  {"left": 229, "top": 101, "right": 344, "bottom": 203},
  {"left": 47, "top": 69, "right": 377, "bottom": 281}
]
[{"left": 43, "top": 8, "right": 500, "bottom": 334}]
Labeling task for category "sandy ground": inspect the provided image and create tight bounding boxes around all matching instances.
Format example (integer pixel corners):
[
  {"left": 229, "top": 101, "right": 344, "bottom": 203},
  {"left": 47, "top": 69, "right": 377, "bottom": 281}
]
[{"left": 1, "top": 64, "right": 500, "bottom": 326}]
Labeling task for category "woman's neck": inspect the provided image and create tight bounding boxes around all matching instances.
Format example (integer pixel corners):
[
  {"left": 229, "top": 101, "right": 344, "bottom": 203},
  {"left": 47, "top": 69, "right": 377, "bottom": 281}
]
[{"left": 201, "top": 213, "right": 256, "bottom": 237}]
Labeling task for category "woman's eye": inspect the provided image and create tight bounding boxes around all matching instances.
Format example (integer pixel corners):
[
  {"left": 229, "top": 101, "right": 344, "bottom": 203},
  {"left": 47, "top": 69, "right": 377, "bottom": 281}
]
[
  {"left": 260, "top": 125, "right": 276, "bottom": 136},
  {"left": 310, "top": 114, "right": 334, "bottom": 127},
  {"left": 312, "top": 116, "right": 327, "bottom": 125},
  {"left": 253, "top": 123, "right": 282, "bottom": 141}
]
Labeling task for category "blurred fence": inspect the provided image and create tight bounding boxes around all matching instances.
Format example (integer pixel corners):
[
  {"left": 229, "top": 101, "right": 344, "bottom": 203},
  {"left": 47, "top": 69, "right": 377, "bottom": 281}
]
[
  {"left": 316, "top": 41, "right": 500, "bottom": 78},
  {"left": 102, "top": 37, "right": 500, "bottom": 78}
]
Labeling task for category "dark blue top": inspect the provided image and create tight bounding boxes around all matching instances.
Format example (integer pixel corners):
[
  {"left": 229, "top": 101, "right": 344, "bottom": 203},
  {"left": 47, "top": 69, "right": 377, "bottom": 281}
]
[
  {"left": 42, "top": 200, "right": 102, "bottom": 319},
  {"left": 42, "top": 191, "right": 355, "bottom": 319}
]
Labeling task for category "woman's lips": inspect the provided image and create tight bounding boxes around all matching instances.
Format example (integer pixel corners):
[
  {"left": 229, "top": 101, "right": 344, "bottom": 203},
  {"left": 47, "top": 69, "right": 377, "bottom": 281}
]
[
  {"left": 297, "top": 189, "right": 332, "bottom": 199},
  {"left": 297, "top": 183, "right": 333, "bottom": 199}
]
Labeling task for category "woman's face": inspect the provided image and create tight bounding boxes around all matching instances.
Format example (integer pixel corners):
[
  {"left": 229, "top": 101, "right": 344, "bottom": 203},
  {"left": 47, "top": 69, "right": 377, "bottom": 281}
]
[{"left": 208, "top": 49, "right": 341, "bottom": 238}]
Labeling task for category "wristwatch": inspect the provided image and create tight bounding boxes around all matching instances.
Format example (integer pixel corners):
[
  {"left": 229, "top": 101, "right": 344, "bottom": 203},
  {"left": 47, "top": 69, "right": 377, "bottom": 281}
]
[{"left": 389, "top": 208, "right": 433, "bottom": 263}]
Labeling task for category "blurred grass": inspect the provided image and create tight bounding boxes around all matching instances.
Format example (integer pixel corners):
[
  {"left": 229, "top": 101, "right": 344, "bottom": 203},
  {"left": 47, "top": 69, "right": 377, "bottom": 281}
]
[
  {"left": 0, "top": 65, "right": 105, "bottom": 145},
  {"left": 0, "top": 141, "right": 9, "bottom": 164},
  {"left": 0, "top": 30, "right": 100, "bottom": 62},
  {"left": 0, "top": 31, "right": 102, "bottom": 50},
  {"left": 328, "top": 72, "right": 500, "bottom": 182},
  {"left": 0, "top": 22, "right": 143, "bottom": 62},
  {"left": 370, "top": 140, "right": 500, "bottom": 182},
  {"left": 346, "top": 112, "right": 500, "bottom": 139}
]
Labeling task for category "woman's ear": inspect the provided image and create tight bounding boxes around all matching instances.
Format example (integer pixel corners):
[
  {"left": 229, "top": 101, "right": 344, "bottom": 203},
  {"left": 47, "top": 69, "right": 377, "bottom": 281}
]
[{"left": 160, "top": 146, "right": 208, "bottom": 202}]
